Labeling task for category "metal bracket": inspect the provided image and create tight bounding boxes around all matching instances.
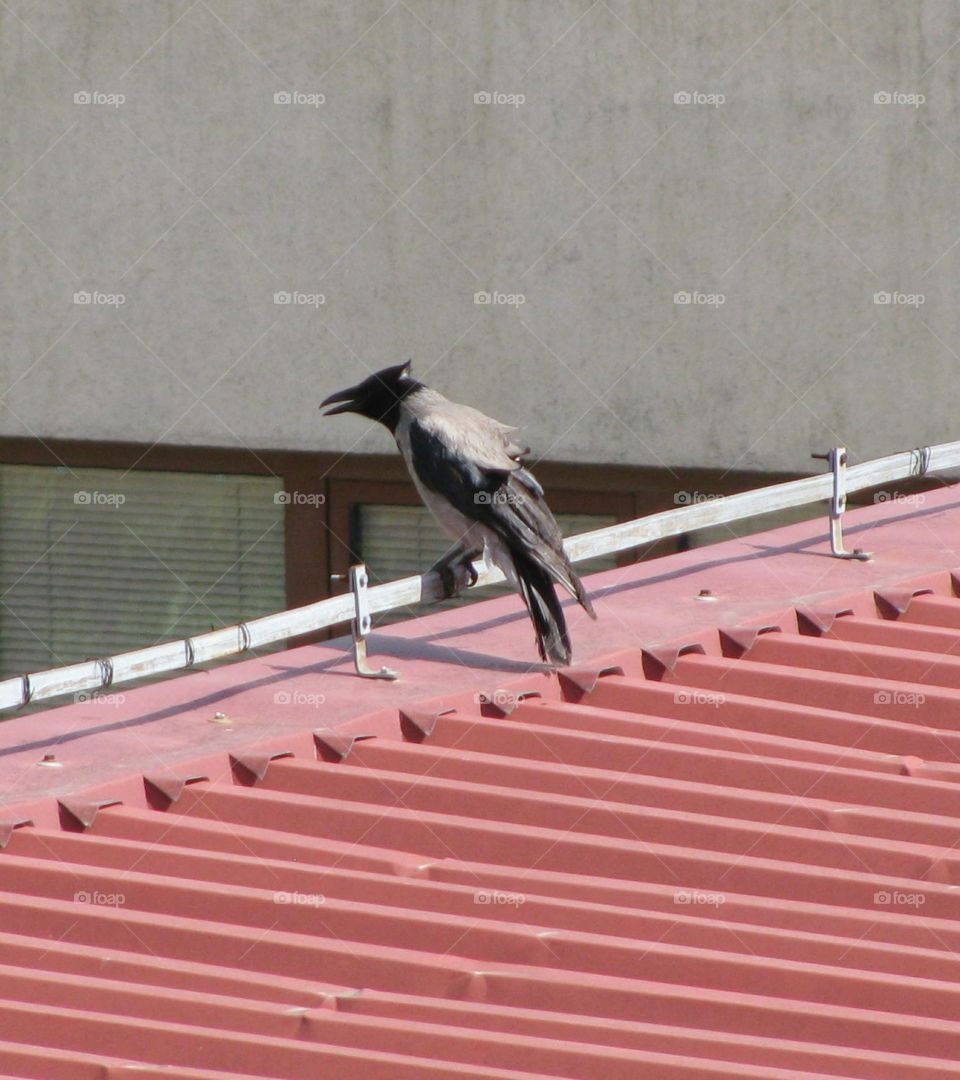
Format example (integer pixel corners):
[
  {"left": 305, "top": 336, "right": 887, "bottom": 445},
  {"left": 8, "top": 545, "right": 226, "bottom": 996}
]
[
  {"left": 347, "top": 564, "right": 397, "bottom": 681},
  {"left": 811, "top": 447, "right": 870, "bottom": 561}
]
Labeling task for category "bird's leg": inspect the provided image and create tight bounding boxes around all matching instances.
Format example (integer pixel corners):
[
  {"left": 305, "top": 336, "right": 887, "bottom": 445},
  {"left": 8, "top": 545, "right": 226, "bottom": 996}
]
[{"left": 430, "top": 544, "right": 481, "bottom": 598}]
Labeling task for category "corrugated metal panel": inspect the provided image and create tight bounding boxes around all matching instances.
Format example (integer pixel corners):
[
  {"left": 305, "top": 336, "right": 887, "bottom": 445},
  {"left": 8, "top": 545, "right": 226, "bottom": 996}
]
[{"left": 5, "top": 583, "right": 960, "bottom": 1075}]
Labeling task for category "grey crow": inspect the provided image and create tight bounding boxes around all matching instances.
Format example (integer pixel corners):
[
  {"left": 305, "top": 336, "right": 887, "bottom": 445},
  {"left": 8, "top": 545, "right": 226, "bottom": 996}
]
[{"left": 320, "top": 361, "right": 596, "bottom": 666}]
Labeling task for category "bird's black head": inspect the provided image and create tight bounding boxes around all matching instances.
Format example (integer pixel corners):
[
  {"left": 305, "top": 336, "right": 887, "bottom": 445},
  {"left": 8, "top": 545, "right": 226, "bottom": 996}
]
[{"left": 320, "top": 361, "right": 423, "bottom": 433}]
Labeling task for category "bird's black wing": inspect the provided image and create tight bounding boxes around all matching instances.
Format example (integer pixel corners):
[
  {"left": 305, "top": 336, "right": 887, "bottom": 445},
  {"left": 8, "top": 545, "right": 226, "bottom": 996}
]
[{"left": 408, "top": 417, "right": 594, "bottom": 617}]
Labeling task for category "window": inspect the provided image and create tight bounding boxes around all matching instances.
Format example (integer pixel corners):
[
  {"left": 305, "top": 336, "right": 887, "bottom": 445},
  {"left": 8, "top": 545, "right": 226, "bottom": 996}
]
[
  {"left": 1, "top": 437, "right": 701, "bottom": 678},
  {"left": 0, "top": 465, "right": 285, "bottom": 678}
]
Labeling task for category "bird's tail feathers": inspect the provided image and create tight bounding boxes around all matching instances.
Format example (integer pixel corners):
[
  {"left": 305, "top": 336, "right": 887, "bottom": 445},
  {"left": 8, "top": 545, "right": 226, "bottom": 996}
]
[
  {"left": 513, "top": 551, "right": 572, "bottom": 666},
  {"left": 568, "top": 564, "right": 596, "bottom": 620},
  {"left": 536, "top": 547, "right": 596, "bottom": 620}
]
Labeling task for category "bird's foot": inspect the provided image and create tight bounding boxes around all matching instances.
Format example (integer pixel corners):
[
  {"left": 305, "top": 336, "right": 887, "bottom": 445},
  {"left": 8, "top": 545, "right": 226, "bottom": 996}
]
[{"left": 430, "top": 548, "right": 481, "bottom": 598}]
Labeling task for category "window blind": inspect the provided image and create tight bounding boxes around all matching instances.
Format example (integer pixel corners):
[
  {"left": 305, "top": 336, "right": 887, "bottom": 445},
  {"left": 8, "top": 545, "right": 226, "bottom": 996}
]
[{"left": 0, "top": 465, "right": 285, "bottom": 678}]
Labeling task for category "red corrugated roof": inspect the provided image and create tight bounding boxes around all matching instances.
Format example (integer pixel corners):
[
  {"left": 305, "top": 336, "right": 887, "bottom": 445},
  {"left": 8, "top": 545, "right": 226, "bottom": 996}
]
[{"left": 4, "top": 488, "right": 960, "bottom": 1076}]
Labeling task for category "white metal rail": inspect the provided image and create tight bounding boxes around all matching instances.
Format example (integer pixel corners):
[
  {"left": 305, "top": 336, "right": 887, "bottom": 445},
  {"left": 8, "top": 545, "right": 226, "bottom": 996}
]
[{"left": 0, "top": 440, "right": 954, "bottom": 710}]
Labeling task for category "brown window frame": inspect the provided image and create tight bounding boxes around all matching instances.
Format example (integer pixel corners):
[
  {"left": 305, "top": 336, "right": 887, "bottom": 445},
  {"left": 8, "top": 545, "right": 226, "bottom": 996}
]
[{"left": 0, "top": 437, "right": 331, "bottom": 611}]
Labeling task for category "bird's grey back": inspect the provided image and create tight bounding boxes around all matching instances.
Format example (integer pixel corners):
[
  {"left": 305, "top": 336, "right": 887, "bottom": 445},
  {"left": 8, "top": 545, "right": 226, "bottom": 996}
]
[{"left": 402, "top": 386, "right": 526, "bottom": 474}]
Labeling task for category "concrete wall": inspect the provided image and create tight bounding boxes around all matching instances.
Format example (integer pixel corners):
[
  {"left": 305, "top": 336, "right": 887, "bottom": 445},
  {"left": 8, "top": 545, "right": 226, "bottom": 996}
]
[{"left": 2, "top": 1, "right": 959, "bottom": 474}]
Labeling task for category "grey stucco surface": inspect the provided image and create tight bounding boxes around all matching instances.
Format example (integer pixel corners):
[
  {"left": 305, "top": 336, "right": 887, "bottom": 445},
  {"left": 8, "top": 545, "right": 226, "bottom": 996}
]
[{"left": 2, "top": 1, "right": 959, "bottom": 473}]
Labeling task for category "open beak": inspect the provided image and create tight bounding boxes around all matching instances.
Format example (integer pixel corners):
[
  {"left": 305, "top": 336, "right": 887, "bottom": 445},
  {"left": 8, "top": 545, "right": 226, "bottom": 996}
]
[{"left": 319, "top": 384, "right": 359, "bottom": 416}]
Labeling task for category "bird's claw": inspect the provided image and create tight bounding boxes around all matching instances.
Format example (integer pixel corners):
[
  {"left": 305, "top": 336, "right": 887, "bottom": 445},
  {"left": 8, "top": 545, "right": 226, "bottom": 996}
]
[{"left": 431, "top": 549, "right": 480, "bottom": 598}]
